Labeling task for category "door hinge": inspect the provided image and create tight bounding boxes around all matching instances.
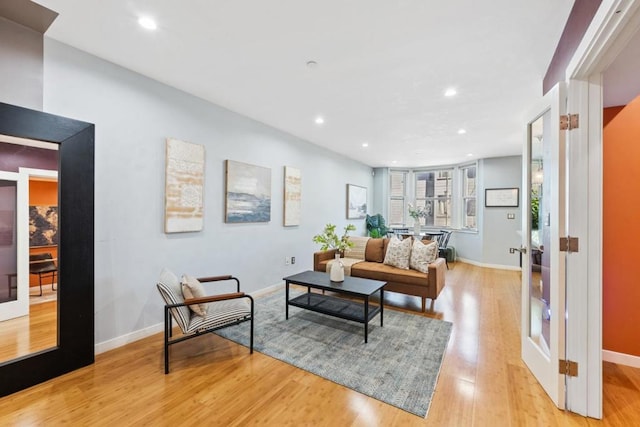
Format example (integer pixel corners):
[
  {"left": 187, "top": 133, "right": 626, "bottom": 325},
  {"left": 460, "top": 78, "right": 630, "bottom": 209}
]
[
  {"left": 560, "top": 114, "right": 579, "bottom": 130},
  {"left": 559, "top": 236, "right": 579, "bottom": 252},
  {"left": 559, "top": 359, "right": 578, "bottom": 377}
]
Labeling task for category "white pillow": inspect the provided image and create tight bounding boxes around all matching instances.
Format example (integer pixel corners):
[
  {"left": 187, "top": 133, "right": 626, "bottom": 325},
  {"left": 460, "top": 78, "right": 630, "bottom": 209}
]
[
  {"left": 344, "top": 236, "right": 370, "bottom": 260},
  {"left": 410, "top": 240, "right": 438, "bottom": 273},
  {"left": 383, "top": 236, "right": 412, "bottom": 269},
  {"left": 181, "top": 274, "right": 208, "bottom": 316}
]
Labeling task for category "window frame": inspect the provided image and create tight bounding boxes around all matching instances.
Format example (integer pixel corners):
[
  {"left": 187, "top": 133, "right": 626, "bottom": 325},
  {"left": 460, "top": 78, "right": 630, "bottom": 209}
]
[
  {"left": 387, "top": 169, "right": 408, "bottom": 227},
  {"left": 386, "top": 160, "right": 478, "bottom": 232},
  {"left": 414, "top": 167, "right": 454, "bottom": 229},
  {"left": 459, "top": 162, "right": 478, "bottom": 231}
]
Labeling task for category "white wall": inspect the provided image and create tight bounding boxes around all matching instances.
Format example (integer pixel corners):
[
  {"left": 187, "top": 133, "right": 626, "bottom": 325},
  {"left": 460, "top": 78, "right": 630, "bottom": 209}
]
[
  {"left": 43, "top": 39, "right": 373, "bottom": 346},
  {"left": 480, "top": 156, "right": 522, "bottom": 267},
  {"left": 0, "top": 17, "right": 43, "bottom": 110}
]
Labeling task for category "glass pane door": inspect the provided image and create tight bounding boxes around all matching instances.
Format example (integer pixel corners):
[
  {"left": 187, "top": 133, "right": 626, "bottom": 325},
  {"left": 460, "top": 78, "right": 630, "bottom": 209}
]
[
  {"left": 521, "top": 82, "right": 566, "bottom": 408},
  {"left": 529, "top": 113, "right": 550, "bottom": 356}
]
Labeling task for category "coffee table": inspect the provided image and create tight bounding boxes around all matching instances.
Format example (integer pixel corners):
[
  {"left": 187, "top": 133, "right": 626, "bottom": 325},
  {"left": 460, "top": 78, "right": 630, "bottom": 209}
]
[{"left": 283, "top": 270, "right": 386, "bottom": 343}]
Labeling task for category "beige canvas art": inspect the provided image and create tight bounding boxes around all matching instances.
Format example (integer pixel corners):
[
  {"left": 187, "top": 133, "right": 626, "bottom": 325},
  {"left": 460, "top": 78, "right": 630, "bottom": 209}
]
[
  {"left": 165, "top": 138, "right": 205, "bottom": 233},
  {"left": 283, "top": 166, "right": 301, "bottom": 226}
]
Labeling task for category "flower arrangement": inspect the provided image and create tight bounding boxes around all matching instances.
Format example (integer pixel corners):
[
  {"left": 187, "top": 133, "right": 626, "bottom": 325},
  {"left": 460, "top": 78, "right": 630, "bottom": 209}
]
[
  {"left": 312, "top": 223, "right": 356, "bottom": 252},
  {"left": 407, "top": 203, "right": 427, "bottom": 220}
]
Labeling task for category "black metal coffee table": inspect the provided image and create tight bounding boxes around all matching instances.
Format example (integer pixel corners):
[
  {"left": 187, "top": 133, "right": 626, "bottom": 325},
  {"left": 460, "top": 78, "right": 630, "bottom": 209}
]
[{"left": 283, "top": 270, "right": 386, "bottom": 343}]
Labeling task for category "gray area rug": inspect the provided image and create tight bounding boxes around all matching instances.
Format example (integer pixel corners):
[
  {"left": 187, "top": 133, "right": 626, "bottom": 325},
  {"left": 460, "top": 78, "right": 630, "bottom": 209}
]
[{"left": 214, "top": 289, "right": 452, "bottom": 417}]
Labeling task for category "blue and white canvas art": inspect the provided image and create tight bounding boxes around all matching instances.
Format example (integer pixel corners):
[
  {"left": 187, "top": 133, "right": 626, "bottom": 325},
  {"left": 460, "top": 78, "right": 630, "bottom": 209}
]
[{"left": 225, "top": 160, "right": 271, "bottom": 223}]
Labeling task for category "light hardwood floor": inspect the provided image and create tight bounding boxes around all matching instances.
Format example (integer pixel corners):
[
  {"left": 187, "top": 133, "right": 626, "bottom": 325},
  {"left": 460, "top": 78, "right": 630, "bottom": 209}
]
[
  {"left": 0, "top": 299, "right": 57, "bottom": 363},
  {"left": 0, "top": 262, "right": 638, "bottom": 426}
]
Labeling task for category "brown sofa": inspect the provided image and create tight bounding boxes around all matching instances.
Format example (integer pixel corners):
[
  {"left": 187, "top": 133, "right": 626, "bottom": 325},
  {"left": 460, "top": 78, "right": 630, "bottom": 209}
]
[{"left": 313, "top": 237, "right": 446, "bottom": 312}]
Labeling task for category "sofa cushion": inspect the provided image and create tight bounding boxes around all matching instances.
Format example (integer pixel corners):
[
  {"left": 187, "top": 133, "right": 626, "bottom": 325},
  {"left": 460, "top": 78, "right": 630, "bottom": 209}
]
[
  {"left": 351, "top": 261, "right": 428, "bottom": 287},
  {"left": 181, "top": 274, "right": 208, "bottom": 317},
  {"left": 365, "top": 238, "right": 385, "bottom": 262},
  {"left": 344, "top": 236, "right": 370, "bottom": 260},
  {"left": 383, "top": 236, "right": 412, "bottom": 269},
  {"left": 410, "top": 240, "right": 438, "bottom": 273}
]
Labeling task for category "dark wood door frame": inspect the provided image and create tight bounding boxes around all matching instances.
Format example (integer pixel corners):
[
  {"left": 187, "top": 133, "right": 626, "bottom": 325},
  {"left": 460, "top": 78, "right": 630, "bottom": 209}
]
[{"left": 0, "top": 102, "right": 95, "bottom": 397}]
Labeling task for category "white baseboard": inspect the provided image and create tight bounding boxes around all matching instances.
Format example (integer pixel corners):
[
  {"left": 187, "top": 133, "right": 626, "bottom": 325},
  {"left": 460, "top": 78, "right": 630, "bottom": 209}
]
[
  {"left": 94, "top": 282, "right": 286, "bottom": 355},
  {"left": 602, "top": 349, "right": 640, "bottom": 368},
  {"left": 456, "top": 257, "right": 522, "bottom": 271},
  {"left": 95, "top": 322, "right": 163, "bottom": 355}
]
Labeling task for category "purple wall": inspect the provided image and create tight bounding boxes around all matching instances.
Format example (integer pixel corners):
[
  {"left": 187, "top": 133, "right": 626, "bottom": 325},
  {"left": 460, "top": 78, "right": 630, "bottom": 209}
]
[
  {"left": 0, "top": 141, "right": 58, "bottom": 172},
  {"left": 543, "top": 0, "right": 602, "bottom": 94}
]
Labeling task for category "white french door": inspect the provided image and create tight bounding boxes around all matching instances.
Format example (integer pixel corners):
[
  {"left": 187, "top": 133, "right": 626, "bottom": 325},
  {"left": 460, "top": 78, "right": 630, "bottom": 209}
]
[
  {"left": 521, "top": 82, "right": 567, "bottom": 407},
  {"left": 0, "top": 170, "right": 29, "bottom": 321}
]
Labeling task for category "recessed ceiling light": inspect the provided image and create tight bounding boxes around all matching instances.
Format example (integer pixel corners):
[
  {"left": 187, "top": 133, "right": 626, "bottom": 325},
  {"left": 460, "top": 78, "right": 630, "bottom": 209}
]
[
  {"left": 306, "top": 60, "right": 318, "bottom": 68},
  {"left": 467, "top": 153, "right": 473, "bottom": 157},
  {"left": 458, "top": 129, "right": 467, "bottom": 134},
  {"left": 362, "top": 142, "right": 369, "bottom": 148},
  {"left": 138, "top": 16, "right": 157, "bottom": 30},
  {"left": 315, "top": 116, "right": 324, "bottom": 125},
  {"left": 392, "top": 160, "right": 397, "bottom": 164},
  {"left": 444, "top": 88, "right": 457, "bottom": 97}
]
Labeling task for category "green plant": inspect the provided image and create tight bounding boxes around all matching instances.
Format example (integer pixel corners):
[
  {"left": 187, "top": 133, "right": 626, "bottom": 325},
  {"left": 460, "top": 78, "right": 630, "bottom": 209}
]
[
  {"left": 407, "top": 203, "right": 427, "bottom": 220},
  {"left": 312, "top": 223, "right": 356, "bottom": 252},
  {"left": 531, "top": 188, "right": 540, "bottom": 230},
  {"left": 365, "top": 213, "right": 388, "bottom": 238}
]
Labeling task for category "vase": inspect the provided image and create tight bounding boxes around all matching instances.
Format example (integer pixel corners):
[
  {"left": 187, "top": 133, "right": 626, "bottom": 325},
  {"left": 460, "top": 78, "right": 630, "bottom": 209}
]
[
  {"left": 414, "top": 220, "right": 421, "bottom": 235},
  {"left": 330, "top": 252, "right": 344, "bottom": 282}
]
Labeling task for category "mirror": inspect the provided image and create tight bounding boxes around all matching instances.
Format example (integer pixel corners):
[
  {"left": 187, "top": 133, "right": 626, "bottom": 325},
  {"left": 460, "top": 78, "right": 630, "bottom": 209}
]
[
  {"left": 0, "top": 140, "right": 59, "bottom": 364},
  {"left": 0, "top": 102, "right": 94, "bottom": 397}
]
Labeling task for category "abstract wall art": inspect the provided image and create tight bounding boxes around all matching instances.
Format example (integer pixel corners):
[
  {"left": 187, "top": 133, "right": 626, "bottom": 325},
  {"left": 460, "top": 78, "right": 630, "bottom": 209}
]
[
  {"left": 164, "top": 138, "right": 205, "bottom": 233},
  {"left": 283, "top": 166, "right": 301, "bottom": 226},
  {"left": 347, "top": 184, "right": 367, "bottom": 219},
  {"left": 225, "top": 160, "right": 271, "bottom": 223},
  {"left": 29, "top": 205, "right": 58, "bottom": 247}
]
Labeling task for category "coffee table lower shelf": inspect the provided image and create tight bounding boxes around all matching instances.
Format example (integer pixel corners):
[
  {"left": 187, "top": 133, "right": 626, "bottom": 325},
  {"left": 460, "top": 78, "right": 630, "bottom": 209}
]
[{"left": 288, "top": 293, "right": 381, "bottom": 324}]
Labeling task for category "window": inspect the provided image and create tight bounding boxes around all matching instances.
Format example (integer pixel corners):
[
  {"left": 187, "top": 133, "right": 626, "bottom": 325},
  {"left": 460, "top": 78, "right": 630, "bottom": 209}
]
[
  {"left": 415, "top": 169, "right": 452, "bottom": 227},
  {"left": 388, "top": 170, "right": 406, "bottom": 226},
  {"left": 460, "top": 164, "right": 477, "bottom": 230}
]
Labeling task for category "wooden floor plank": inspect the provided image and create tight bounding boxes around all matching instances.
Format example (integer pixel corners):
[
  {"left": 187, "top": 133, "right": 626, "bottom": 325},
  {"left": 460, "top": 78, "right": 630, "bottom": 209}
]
[{"left": 1, "top": 261, "right": 639, "bottom": 425}]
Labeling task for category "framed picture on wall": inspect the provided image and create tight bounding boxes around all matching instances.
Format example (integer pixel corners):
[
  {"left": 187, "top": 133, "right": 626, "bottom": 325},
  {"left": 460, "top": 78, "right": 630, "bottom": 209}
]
[
  {"left": 346, "top": 184, "right": 367, "bottom": 219},
  {"left": 485, "top": 188, "right": 519, "bottom": 207}
]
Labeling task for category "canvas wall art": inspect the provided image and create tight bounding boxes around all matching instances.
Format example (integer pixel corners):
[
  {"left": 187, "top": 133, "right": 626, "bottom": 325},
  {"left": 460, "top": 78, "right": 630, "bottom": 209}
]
[
  {"left": 164, "top": 138, "right": 205, "bottom": 233},
  {"left": 347, "top": 184, "right": 367, "bottom": 219},
  {"left": 225, "top": 160, "right": 271, "bottom": 223},
  {"left": 283, "top": 166, "right": 301, "bottom": 226},
  {"left": 29, "top": 205, "right": 58, "bottom": 247}
]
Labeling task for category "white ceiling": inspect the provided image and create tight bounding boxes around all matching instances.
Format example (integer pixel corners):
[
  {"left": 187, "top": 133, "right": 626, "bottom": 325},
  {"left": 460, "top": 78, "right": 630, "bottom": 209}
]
[{"left": 34, "top": 0, "right": 574, "bottom": 168}]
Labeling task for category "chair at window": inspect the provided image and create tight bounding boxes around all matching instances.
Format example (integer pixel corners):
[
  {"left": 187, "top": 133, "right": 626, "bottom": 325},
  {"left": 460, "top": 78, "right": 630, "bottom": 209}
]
[
  {"left": 156, "top": 269, "right": 254, "bottom": 374},
  {"left": 390, "top": 227, "right": 410, "bottom": 239},
  {"left": 437, "top": 230, "right": 453, "bottom": 269},
  {"left": 29, "top": 253, "right": 57, "bottom": 296}
]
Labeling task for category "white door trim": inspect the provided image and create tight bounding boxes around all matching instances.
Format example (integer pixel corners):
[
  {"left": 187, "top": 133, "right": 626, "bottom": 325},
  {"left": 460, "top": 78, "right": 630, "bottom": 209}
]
[
  {"left": 0, "top": 170, "right": 28, "bottom": 322},
  {"left": 561, "top": 0, "right": 640, "bottom": 419}
]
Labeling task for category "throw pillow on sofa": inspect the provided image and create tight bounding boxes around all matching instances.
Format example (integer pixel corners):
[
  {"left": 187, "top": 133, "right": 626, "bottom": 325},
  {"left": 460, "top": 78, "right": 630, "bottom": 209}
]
[
  {"left": 410, "top": 239, "right": 438, "bottom": 273},
  {"left": 344, "top": 236, "right": 370, "bottom": 260},
  {"left": 181, "top": 274, "right": 208, "bottom": 316},
  {"left": 383, "top": 236, "right": 412, "bottom": 269}
]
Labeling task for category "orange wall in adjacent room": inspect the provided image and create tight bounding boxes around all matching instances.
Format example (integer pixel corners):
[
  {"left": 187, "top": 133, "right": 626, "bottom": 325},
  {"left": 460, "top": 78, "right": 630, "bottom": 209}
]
[
  {"left": 29, "top": 180, "right": 58, "bottom": 288},
  {"left": 603, "top": 98, "right": 640, "bottom": 357}
]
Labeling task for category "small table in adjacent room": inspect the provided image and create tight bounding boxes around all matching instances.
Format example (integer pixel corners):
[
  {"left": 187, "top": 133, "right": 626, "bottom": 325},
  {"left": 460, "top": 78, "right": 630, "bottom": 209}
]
[{"left": 283, "top": 270, "right": 386, "bottom": 343}]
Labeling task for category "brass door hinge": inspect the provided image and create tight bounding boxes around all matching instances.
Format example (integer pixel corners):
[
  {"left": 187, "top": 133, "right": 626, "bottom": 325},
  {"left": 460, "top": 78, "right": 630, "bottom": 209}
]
[
  {"left": 559, "top": 359, "right": 578, "bottom": 377},
  {"left": 560, "top": 114, "right": 579, "bottom": 130},
  {"left": 559, "top": 236, "right": 579, "bottom": 253}
]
